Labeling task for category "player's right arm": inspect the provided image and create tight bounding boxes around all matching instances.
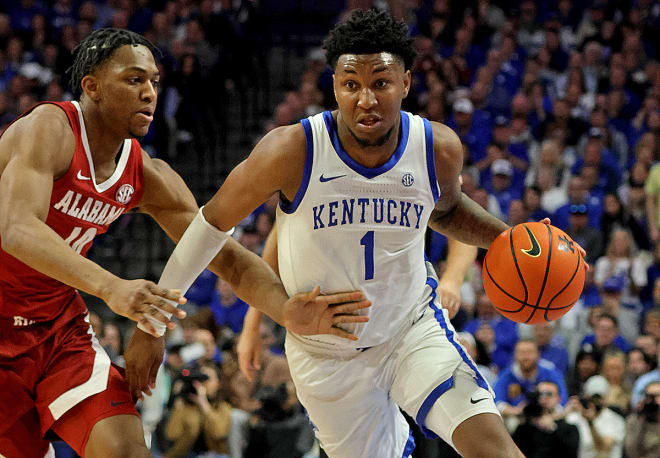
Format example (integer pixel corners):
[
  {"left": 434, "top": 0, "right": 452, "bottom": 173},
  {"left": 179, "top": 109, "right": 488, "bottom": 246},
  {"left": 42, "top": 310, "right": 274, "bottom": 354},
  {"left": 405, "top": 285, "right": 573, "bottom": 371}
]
[
  {"left": 0, "top": 105, "right": 184, "bottom": 334},
  {"left": 159, "top": 124, "right": 370, "bottom": 333}
]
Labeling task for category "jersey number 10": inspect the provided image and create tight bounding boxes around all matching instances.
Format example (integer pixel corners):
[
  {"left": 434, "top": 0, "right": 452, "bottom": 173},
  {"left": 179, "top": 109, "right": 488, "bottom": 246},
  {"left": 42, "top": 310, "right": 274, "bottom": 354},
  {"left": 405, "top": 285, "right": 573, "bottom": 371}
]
[
  {"left": 360, "top": 231, "right": 374, "bottom": 280},
  {"left": 64, "top": 226, "right": 98, "bottom": 254}
]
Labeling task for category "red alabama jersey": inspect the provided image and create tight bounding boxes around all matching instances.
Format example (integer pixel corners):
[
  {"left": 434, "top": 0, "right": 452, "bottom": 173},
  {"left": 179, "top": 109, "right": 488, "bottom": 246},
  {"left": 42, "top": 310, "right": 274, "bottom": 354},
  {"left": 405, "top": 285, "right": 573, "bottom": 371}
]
[{"left": 0, "top": 101, "right": 144, "bottom": 323}]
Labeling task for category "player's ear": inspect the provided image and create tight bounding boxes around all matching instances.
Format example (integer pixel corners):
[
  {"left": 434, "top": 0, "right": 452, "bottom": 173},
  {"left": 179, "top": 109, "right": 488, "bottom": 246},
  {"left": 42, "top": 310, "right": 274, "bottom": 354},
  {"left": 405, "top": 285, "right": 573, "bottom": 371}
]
[
  {"left": 81, "top": 74, "right": 101, "bottom": 102},
  {"left": 332, "top": 73, "right": 338, "bottom": 100},
  {"left": 402, "top": 70, "right": 411, "bottom": 98}
]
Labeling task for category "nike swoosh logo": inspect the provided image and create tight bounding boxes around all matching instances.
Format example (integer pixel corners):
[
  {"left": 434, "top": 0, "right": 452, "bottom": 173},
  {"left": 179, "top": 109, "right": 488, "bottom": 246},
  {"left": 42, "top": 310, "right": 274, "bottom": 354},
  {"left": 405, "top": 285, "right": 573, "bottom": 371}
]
[
  {"left": 110, "top": 400, "right": 129, "bottom": 407},
  {"left": 470, "top": 397, "right": 489, "bottom": 404},
  {"left": 319, "top": 174, "right": 346, "bottom": 182},
  {"left": 521, "top": 224, "right": 541, "bottom": 257},
  {"left": 77, "top": 170, "right": 91, "bottom": 181}
]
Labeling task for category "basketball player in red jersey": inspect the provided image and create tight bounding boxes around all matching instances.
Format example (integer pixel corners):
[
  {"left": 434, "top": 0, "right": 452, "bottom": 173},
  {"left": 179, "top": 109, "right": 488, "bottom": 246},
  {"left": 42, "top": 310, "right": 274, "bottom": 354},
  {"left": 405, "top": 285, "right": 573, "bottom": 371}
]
[{"left": 0, "top": 29, "right": 370, "bottom": 458}]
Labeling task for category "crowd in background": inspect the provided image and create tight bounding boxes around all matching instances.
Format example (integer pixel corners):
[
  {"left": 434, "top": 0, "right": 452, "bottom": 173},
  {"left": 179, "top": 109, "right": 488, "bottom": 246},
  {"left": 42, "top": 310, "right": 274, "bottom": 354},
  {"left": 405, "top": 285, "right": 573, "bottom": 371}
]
[{"left": 2, "top": 0, "right": 660, "bottom": 457}]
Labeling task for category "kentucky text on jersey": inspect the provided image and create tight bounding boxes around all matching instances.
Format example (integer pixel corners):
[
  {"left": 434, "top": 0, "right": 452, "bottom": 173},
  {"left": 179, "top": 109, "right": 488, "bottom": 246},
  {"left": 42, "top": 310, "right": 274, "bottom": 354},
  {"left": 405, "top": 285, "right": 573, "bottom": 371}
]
[
  {"left": 312, "top": 198, "right": 424, "bottom": 230},
  {"left": 53, "top": 190, "right": 124, "bottom": 226}
]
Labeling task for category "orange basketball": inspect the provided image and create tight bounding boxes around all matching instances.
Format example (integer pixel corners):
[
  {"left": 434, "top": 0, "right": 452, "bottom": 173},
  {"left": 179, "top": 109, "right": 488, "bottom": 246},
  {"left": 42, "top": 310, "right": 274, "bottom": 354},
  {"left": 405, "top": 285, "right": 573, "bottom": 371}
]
[{"left": 482, "top": 222, "right": 586, "bottom": 324}]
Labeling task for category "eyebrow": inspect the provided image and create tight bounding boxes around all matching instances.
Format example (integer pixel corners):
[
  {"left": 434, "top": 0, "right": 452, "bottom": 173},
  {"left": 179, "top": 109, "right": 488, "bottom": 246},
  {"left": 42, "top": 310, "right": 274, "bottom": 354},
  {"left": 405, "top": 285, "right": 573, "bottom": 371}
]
[
  {"left": 125, "top": 66, "right": 160, "bottom": 76},
  {"left": 340, "top": 66, "right": 391, "bottom": 75}
]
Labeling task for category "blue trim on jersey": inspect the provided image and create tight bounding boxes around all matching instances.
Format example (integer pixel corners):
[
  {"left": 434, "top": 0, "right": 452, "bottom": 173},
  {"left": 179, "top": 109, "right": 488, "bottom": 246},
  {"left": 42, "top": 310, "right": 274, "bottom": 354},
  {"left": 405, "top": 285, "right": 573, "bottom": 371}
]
[
  {"left": 415, "top": 375, "right": 454, "bottom": 439},
  {"left": 402, "top": 427, "right": 416, "bottom": 458},
  {"left": 322, "top": 111, "right": 410, "bottom": 179},
  {"left": 415, "top": 275, "right": 490, "bottom": 439},
  {"left": 280, "top": 118, "right": 314, "bottom": 214},
  {"left": 423, "top": 118, "right": 440, "bottom": 203}
]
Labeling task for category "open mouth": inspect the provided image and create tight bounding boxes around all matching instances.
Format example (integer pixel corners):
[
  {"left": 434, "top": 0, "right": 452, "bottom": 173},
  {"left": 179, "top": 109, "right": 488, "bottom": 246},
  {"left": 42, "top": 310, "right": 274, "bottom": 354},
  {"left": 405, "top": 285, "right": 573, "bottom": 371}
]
[{"left": 357, "top": 115, "right": 382, "bottom": 129}]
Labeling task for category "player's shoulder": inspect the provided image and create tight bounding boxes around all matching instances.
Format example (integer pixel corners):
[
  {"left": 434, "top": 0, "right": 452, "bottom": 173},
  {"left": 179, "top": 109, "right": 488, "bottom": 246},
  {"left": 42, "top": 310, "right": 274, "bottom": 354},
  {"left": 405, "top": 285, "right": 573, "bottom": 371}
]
[
  {"left": 427, "top": 120, "right": 462, "bottom": 154},
  {"left": 140, "top": 150, "right": 183, "bottom": 192},
  {"left": 255, "top": 123, "right": 306, "bottom": 156},
  {"left": 1, "top": 103, "right": 75, "bottom": 173},
  {"left": 6, "top": 104, "right": 73, "bottom": 144}
]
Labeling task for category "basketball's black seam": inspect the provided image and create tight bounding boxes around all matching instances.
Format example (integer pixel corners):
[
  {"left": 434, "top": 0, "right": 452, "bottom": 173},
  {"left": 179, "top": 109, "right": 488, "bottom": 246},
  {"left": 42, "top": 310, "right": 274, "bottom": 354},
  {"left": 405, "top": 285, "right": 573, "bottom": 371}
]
[
  {"left": 484, "top": 257, "right": 528, "bottom": 313},
  {"left": 525, "top": 225, "right": 553, "bottom": 324},
  {"left": 485, "top": 238, "right": 575, "bottom": 315},
  {"left": 509, "top": 227, "right": 528, "bottom": 304},
  {"left": 543, "top": 252, "right": 582, "bottom": 322}
]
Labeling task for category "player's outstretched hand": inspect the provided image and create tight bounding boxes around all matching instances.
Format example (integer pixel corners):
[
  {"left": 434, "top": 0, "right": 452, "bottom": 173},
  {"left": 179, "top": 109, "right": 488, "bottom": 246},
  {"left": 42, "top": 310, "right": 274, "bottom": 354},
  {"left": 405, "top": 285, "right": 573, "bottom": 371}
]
[
  {"left": 237, "top": 326, "right": 262, "bottom": 382},
  {"left": 437, "top": 278, "right": 461, "bottom": 319},
  {"left": 101, "top": 279, "right": 187, "bottom": 337},
  {"left": 282, "top": 287, "right": 371, "bottom": 340},
  {"left": 124, "top": 328, "right": 165, "bottom": 401}
]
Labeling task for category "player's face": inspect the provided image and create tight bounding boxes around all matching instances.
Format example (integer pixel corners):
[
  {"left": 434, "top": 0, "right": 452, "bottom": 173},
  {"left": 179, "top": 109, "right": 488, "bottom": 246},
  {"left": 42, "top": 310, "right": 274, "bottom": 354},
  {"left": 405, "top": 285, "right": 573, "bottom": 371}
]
[
  {"left": 333, "top": 53, "right": 410, "bottom": 148},
  {"left": 96, "top": 44, "right": 159, "bottom": 138}
]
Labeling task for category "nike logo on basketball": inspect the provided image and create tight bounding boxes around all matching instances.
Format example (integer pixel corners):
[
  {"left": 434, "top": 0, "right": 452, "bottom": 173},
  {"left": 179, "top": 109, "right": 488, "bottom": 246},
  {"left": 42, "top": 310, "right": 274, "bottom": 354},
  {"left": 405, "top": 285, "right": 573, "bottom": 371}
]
[
  {"left": 319, "top": 174, "right": 346, "bottom": 182},
  {"left": 77, "top": 170, "right": 91, "bottom": 180},
  {"left": 470, "top": 397, "right": 488, "bottom": 404},
  {"left": 521, "top": 225, "right": 541, "bottom": 257},
  {"left": 110, "top": 400, "right": 129, "bottom": 407}
]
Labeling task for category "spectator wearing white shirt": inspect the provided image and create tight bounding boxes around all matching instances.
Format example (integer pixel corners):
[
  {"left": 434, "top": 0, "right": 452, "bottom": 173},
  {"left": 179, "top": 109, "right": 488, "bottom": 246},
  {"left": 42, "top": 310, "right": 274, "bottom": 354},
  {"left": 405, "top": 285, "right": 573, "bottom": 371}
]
[{"left": 565, "top": 375, "right": 626, "bottom": 458}]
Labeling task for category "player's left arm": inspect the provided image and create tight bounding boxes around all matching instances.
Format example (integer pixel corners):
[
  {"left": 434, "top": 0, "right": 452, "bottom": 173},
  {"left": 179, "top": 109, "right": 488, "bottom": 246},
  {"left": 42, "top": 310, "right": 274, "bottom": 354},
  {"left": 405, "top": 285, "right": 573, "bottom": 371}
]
[{"left": 427, "top": 122, "right": 509, "bottom": 249}]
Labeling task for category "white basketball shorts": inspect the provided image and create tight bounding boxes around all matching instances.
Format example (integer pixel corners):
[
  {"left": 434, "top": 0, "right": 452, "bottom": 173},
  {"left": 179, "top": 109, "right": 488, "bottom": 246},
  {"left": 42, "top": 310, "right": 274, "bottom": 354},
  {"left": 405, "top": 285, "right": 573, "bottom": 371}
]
[{"left": 285, "top": 270, "right": 500, "bottom": 458}]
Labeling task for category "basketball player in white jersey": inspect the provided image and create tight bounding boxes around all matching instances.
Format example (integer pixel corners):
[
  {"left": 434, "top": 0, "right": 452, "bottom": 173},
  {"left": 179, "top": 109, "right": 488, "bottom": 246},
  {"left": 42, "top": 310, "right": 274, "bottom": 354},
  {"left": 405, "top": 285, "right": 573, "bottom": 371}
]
[
  {"left": 152, "top": 10, "right": 525, "bottom": 457},
  {"left": 236, "top": 223, "right": 477, "bottom": 382}
]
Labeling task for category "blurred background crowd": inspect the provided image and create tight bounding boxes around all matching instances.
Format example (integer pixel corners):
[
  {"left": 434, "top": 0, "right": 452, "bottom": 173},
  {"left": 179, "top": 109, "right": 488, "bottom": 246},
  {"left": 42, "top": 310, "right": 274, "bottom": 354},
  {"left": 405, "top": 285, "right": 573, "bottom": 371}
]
[{"left": 2, "top": 0, "right": 660, "bottom": 457}]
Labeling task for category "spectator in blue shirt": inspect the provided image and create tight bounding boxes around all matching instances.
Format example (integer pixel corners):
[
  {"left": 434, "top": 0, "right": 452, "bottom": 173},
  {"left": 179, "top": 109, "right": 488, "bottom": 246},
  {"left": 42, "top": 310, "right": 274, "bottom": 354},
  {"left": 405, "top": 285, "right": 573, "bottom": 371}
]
[
  {"left": 484, "top": 158, "right": 522, "bottom": 217},
  {"left": 570, "top": 128, "right": 621, "bottom": 194},
  {"left": 553, "top": 176, "right": 602, "bottom": 231},
  {"left": 464, "top": 293, "right": 519, "bottom": 372},
  {"left": 185, "top": 269, "right": 218, "bottom": 308},
  {"left": 494, "top": 339, "right": 568, "bottom": 415},
  {"left": 447, "top": 98, "right": 491, "bottom": 164},
  {"left": 210, "top": 278, "right": 249, "bottom": 335},
  {"left": 580, "top": 312, "right": 631, "bottom": 354},
  {"left": 533, "top": 322, "right": 570, "bottom": 376},
  {"left": 522, "top": 186, "right": 552, "bottom": 222}
]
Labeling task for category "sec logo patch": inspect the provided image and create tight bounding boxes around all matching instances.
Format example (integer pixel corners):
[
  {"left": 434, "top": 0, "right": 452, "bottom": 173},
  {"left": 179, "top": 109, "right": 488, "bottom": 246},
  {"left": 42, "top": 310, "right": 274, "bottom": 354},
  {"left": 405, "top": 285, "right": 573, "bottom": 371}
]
[
  {"left": 402, "top": 173, "right": 414, "bottom": 187},
  {"left": 116, "top": 184, "right": 134, "bottom": 204}
]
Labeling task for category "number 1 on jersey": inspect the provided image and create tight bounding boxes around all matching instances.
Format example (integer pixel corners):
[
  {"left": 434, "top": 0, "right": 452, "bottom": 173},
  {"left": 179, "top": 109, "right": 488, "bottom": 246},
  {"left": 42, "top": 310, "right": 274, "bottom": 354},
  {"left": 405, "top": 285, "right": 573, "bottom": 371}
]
[{"left": 360, "top": 231, "right": 374, "bottom": 280}]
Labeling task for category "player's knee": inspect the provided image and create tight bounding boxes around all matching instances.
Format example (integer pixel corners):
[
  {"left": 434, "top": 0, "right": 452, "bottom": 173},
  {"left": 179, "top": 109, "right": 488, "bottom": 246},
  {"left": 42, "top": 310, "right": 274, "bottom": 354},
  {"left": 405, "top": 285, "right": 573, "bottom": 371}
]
[{"left": 452, "top": 413, "right": 520, "bottom": 458}]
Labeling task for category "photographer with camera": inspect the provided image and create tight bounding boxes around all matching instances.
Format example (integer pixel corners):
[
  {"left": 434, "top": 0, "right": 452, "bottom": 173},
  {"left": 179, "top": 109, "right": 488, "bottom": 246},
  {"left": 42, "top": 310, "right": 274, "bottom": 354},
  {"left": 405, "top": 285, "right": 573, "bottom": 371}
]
[
  {"left": 565, "top": 375, "right": 625, "bottom": 458},
  {"left": 512, "top": 381, "right": 580, "bottom": 458},
  {"left": 243, "top": 380, "right": 315, "bottom": 458},
  {"left": 625, "top": 380, "right": 660, "bottom": 458},
  {"left": 165, "top": 361, "right": 233, "bottom": 458}
]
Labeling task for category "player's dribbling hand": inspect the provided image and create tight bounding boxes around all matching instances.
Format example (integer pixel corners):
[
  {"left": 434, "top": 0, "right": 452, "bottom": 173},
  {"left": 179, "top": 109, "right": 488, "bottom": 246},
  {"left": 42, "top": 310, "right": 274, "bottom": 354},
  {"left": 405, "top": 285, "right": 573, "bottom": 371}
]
[
  {"left": 124, "top": 328, "right": 165, "bottom": 401},
  {"left": 538, "top": 217, "right": 590, "bottom": 271},
  {"left": 237, "top": 327, "right": 262, "bottom": 382},
  {"left": 282, "top": 287, "right": 372, "bottom": 340},
  {"left": 101, "top": 278, "right": 187, "bottom": 337}
]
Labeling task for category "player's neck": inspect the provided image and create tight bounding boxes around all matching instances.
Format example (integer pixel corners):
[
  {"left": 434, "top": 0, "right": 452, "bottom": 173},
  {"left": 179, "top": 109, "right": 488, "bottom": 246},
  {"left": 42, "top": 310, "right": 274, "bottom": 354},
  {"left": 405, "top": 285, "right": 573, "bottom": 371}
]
[
  {"left": 335, "top": 112, "right": 401, "bottom": 168},
  {"left": 79, "top": 99, "right": 126, "bottom": 166}
]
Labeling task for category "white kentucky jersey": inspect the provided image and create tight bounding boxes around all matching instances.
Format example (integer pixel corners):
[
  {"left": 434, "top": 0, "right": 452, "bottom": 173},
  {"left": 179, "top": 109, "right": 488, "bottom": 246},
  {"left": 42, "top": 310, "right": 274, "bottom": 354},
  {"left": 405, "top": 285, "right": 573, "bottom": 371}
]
[{"left": 276, "top": 110, "right": 441, "bottom": 348}]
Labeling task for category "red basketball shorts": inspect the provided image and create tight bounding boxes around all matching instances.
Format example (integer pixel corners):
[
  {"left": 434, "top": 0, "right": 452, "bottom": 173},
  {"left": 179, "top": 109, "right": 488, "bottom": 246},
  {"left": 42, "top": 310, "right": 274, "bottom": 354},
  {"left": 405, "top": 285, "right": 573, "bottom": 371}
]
[{"left": 0, "top": 313, "right": 138, "bottom": 457}]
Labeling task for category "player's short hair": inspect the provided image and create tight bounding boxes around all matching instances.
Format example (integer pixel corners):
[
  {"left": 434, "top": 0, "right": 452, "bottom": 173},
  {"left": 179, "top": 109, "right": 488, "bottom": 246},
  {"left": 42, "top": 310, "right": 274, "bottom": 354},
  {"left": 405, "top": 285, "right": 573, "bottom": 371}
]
[
  {"left": 322, "top": 9, "right": 417, "bottom": 70},
  {"left": 68, "top": 28, "right": 160, "bottom": 99}
]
